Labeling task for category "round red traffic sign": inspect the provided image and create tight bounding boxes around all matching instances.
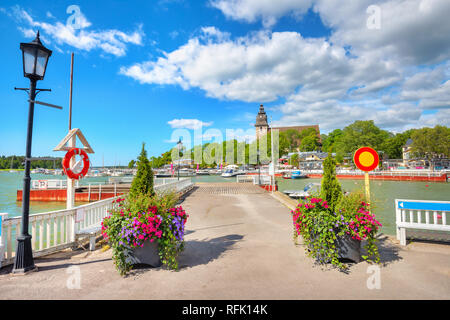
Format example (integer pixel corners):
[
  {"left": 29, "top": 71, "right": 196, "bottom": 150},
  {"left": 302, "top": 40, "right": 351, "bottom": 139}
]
[{"left": 353, "top": 147, "right": 379, "bottom": 172}]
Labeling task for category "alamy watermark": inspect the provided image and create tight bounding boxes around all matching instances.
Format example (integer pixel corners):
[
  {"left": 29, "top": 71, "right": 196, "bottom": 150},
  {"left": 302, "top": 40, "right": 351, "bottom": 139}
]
[
  {"left": 66, "top": 265, "right": 81, "bottom": 289},
  {"left": 66, "top": 5, "right": 83, "bottom": 30},
  {"left": 366, "top": 265, "right": 381, "bottom": 290},
  {"left": 367, "top": 5, "right": 381, "bottom": 30}
]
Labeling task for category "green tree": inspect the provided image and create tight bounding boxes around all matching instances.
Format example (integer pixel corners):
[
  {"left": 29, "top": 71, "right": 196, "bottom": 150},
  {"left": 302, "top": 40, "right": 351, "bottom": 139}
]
[
  {"left": 290, "top": 153, "right": 299, "bottom": 167},
  {"left": 129, "top": 143, "right": 154, "bottom": 199},
  {"left": 299, "top": 134, "right": 319, "bottom": 152},
  {"left": 320, "top": 153, "right": 342, "bottom": 211},
  {"left": 381, "top": 130, "right": 414, "bottom": 159},
  {"left": 128, "top": 159, "right": 136, "bottom": 169},
  {"left": 410, "top": 125, "right": 450, "bottom": 159},
  {"left": 337, "top": 120, "right": 390, "bottom": 154},
  {"left": 321, "top": 129, "right": 343, "bottom": 153}
]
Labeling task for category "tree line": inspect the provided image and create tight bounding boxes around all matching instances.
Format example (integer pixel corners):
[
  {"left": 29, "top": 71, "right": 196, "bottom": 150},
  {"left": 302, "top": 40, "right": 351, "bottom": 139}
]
[{"left": 0, "top": 156, "right": 63, "bottom": 169}]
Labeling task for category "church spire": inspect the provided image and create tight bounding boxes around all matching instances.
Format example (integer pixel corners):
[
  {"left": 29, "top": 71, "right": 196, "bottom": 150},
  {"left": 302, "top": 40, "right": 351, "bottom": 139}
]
[
  {"left": 255, "top": 104, "right": 269, "bottom": 139},
  {"left": 255, "top": 104, "right": 268, "bottom": 127}
]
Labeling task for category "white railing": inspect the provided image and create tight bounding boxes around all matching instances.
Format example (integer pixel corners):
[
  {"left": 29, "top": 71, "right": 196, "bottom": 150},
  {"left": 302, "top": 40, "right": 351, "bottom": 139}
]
[
  {"left": 395, "top": 199, "right": 450, "bottom": 246},
  {"left": 30, "top": 179, "right": 110, "bottom": 190},
  {"left": 236, "top": 175, "right": 273, "bottom": 185},
  {"left": 0, "top": 196, "right": 120, "bottom": 268},
  {"left": 301, "top": 169, "right": 447, "bottom": 177},
  {"left": 0, "top": 213, "right": 7, "bottom": 268},
  {"left": 154, "top": 178, "right": 179, "bottom": 186},
  {"left": 1, "top": 178, "right": 194, "bottom": 268},
  {"left": 31, "top": 179, "right": 71, "bottom": 189},
  {"left": 154, "top": 178, "right": 193, "bottom": 194},
  {"left": 236, "top": 175, "right": 254, "bottom": 183}
]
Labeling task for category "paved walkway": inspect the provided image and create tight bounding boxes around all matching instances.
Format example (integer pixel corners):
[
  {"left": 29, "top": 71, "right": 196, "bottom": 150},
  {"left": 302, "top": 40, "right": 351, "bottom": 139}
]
[{"left": 0, "top": 183, "right": 449, "bottom": 299}]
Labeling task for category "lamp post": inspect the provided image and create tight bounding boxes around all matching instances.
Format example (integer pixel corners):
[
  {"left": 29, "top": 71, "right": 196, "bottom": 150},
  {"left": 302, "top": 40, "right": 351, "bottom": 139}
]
[
  {"left": 13, "top": 31, "right": 52, "bottom": 274},
  {"left": 177, "top": 138, "right": 183, "bottom": 181}
]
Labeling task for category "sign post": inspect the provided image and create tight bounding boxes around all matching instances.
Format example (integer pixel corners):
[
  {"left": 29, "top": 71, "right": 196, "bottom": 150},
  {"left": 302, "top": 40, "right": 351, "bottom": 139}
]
[
  {"left": 353, "top": 147, "right": 379, "bottom": 203},
  {"left": 54, "top": 128, "right": 94, "bottom": 209}
]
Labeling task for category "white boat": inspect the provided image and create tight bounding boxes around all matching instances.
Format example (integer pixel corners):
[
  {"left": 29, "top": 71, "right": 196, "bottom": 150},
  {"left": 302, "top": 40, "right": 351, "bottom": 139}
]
[
  {"left": 283, "top": 183, "right": 321, "bottom": 199},
  {"left": 221, "top": 169, "right": 239, "bottom": 177}
]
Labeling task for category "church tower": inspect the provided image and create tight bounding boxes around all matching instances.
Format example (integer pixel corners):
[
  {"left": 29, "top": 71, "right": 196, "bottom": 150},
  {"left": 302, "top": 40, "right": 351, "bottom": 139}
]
[{"left": 255, "top": 104, "right": 269, "bottom": 140}]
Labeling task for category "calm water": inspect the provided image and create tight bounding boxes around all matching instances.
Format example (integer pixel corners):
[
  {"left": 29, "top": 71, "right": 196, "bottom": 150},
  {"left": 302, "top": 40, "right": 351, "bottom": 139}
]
[
  {"left": 1, "top": 172, "right": 448, "bottom": 235},
  {"left": 0, "top": 171, "right": 110, "bottom": 218}
]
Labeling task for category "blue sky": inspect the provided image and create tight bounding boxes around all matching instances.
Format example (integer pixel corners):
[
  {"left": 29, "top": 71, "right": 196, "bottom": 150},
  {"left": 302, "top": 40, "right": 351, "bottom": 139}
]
[{"left": 1, "top": 0, "right": 449, "bottom": 166}]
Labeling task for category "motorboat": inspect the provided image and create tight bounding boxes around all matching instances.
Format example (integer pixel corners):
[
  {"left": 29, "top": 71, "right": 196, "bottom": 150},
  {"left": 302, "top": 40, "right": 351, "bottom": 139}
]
[
  {"left": 291, "top": 170, "right": 307, "bottom": 179},
  {"left": 283, "top": 182, "right": 321, "bottom": 199},
  {"left": 221, "top": 168, "right": 239, "bottom": 177}
]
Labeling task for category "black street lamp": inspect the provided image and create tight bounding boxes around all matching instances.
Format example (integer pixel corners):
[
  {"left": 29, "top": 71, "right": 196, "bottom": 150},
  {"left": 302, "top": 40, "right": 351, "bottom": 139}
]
[
  {"left": 177, "top": 138, "right": 183, "bottom": 181},
  {"left": 13, "top": 31, "right": 52, "bottom": 274}
]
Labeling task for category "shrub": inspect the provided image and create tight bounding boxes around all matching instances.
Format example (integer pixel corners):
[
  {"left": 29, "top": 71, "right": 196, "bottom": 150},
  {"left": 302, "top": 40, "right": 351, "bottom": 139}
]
[
  {"left": 129, "top": 143, "right": 154, "bottom": 199},
  {"left": 320, "top": 153, "right": 342, "bottom": 211}
]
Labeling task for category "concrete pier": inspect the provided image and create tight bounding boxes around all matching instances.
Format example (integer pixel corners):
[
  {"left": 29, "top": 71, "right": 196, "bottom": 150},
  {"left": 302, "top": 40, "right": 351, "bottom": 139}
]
[{"left": 1, "top": 183, "right": 449, "bottom": 299}]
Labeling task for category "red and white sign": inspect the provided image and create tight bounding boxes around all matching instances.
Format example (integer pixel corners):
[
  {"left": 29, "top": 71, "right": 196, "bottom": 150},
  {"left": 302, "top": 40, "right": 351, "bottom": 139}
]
[{"left": 353, "top": 147, "right": 379, "bottom": 172}]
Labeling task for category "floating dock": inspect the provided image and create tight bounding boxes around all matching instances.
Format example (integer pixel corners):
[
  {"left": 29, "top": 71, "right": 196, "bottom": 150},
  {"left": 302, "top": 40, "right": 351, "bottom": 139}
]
[{"left": 17, "top": 184, "right": 129, "bottom": 202}]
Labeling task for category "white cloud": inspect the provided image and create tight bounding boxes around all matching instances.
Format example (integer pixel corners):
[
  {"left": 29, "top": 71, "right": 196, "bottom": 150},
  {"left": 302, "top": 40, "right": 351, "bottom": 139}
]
[
  {"left": 121, "top": 29, "right": 400, "bottom": 103},
  {"left": 168, "top": 119, "right": 213, "bottom": 130},
  {"left": 210, "top": 0, "right": 312, "bottom": 28},
  {"left": 120, "top": 0, "right": 449, "bottom": 132},
  {"left": 10, "top": 5, "right": 144, "bottom": 57}
]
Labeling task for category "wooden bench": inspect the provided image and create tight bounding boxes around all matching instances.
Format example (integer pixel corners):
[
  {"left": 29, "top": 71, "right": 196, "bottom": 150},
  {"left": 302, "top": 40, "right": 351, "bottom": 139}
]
[{"left": 75, "top": 226, "right": 102, "bottom": 251}]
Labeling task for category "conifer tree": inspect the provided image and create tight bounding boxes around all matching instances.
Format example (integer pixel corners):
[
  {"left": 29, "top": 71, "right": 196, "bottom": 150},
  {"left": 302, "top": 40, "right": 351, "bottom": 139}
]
[
  {"left": 320, "top": 153, "right": 342, "bottom": 211},
  {"left": 129, "top": 143, "right": 154, "bottom": 199}
]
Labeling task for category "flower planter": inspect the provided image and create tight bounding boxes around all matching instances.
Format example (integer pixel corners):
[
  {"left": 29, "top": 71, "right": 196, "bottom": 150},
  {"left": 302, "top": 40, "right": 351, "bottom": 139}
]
[
  {"left": 129, "top": 240, "right": 162, "bottom": 267},
  {"left": 308, "top": 233, "right": 361, "bottom": 264},
  {"left": 336, "top": 234, "right": 361, "bottom": 263}
]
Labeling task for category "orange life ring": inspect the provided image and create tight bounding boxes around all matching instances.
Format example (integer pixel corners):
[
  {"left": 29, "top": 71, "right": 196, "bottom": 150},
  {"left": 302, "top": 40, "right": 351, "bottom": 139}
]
[{"left": 62, "top": 148, "right": 90, "bottom": 180}]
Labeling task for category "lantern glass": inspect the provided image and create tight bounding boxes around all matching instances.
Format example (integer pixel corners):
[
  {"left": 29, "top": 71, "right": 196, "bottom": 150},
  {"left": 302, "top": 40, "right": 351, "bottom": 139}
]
[
  {"left": 22, "top": 46, "right": 36, "bottom": 76},
  {"left": 35, "top": 48, "right": 50, "bottom": 78}
]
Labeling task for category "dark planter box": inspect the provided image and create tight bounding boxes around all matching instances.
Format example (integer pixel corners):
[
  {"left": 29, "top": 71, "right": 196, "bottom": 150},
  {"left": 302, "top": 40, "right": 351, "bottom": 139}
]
[
  {"left": 336, "top": 234, "right": 361, "bottom": 263},
  {"left": 129, "top": 240, "right": 162, "bottom": 267},
  {"left": 308, "top": 233, "right": 361, "bottom": 264}
]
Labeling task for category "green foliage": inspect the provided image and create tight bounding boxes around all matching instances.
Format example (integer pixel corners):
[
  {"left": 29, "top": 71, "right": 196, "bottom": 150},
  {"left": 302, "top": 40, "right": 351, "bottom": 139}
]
[
  {"left": 0, "top": 155, "right": 62, "bottom": 170},
  {"left": 336, "top": 120, "right": 390, "bottom": 154},
  {"left": 129, "top": 143, "right": 155, "bottom": 199},
  {"left": 128, "top": 159, "right": 136, "bottom": 169},
  {"left": 320, "top": 153, "right": 342, "bottom": 211},
  {"left": 410, "top": 125, "right": 450, "bottom": 159},
  {"left": 290, "top": 153, "right": 299, "bottom": 167},
  {"left": 299, "top": 134, "right": 319, "bottom": 152},
  {"left": 321, "top": 129, "right": 343, "bottom": 153},
  {"left": 381, "top": 131, "right": 411, "bottom": 159}
]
